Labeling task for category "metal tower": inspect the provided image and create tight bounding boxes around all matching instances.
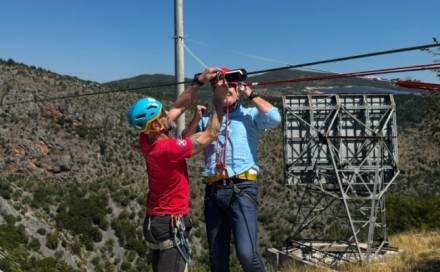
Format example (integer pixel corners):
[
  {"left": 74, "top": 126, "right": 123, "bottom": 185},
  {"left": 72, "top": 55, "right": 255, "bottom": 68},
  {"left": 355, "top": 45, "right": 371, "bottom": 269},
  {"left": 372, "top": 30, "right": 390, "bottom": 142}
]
[{"left": 282, "top": 93, "right": 400, "bottom": 265}]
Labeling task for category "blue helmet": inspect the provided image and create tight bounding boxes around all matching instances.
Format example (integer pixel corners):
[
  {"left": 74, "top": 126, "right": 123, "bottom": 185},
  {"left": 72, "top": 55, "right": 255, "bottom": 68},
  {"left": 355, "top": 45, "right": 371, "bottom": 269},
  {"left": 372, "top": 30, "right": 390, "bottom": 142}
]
[{"left": 127, "top": 98, "right": 163, "bottom": 133}]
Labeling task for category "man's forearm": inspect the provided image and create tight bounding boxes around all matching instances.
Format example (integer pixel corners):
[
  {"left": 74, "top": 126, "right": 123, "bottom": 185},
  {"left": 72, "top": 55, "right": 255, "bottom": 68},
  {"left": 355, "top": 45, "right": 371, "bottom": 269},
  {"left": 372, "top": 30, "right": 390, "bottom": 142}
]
[
  {"left": 168, "top": 68, "right": 221, "bottom": 121},
  {"left": 168, "top": 84, "right": 201, "bottom": 121},
  {"left": 250, "top": 96, "right": 273, "bottom": 113},
  {"left": 189, "top": 100, "right": 222, "bottom": 156},
  {"left": 206, "top": 103, "right": 222, "bottom": 136},
  {"left": 181, "top": 116, "right": 199, "bottom": 138}
]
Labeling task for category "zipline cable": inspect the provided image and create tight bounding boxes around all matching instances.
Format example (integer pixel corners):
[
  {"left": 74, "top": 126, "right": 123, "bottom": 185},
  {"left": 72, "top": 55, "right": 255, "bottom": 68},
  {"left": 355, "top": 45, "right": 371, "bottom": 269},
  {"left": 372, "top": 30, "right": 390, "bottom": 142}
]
[
  {"left": 247, "top": 43, "right": 440, "bottom": 75},
  {"left": 1, "top": 81, "right": 181, "bottom": 106},
  {"left": 1, "top": 43, "right": 439, "bottom": 106},
  {"left": 250, "top": 63, "right": 440, "bottom": 87},
  {"left": 185, "top": 39, "right": 439, "bottom": 75},
  {"left": 3, "top": 62, "right": 439, "bottom": 107}
]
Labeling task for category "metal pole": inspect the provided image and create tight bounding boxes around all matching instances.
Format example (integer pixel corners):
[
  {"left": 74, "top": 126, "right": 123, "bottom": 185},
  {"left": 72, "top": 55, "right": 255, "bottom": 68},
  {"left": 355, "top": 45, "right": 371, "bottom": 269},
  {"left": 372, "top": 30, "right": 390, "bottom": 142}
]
[{"left": 174, "top": 0, "right": 185, "bottom": 134}]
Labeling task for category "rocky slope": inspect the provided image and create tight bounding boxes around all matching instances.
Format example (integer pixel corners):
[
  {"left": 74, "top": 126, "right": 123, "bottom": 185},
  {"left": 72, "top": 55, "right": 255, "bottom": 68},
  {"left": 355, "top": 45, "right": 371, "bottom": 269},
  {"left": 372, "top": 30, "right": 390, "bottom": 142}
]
[{"left": 1, "top": 58, "right": 439, "bottom": 270}]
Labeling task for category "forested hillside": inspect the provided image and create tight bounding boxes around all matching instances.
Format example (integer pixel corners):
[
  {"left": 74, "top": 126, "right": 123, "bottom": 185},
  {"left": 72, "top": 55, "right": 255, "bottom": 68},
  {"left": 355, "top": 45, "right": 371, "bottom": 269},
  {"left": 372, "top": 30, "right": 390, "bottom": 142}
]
[{"left": 0, "top": 58, "right": 439, "bottom": 271}]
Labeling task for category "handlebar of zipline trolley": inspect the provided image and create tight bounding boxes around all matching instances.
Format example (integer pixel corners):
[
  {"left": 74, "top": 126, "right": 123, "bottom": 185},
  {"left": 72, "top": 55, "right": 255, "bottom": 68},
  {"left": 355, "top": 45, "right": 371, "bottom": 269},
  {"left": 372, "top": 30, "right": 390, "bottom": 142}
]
[{"left": 195, "top": 68, "right": 248, "bottom": 84}]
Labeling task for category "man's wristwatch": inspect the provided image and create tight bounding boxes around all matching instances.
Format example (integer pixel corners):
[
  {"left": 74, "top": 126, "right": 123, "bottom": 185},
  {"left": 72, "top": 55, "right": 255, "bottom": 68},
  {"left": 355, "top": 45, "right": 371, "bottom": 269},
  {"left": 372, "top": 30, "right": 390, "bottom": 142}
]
[
  {"left": 248, "top": 91, "right": 260, "bottom": 101},
  {"left": 192, "top": 74, "right": 204, "bottom": 86}
]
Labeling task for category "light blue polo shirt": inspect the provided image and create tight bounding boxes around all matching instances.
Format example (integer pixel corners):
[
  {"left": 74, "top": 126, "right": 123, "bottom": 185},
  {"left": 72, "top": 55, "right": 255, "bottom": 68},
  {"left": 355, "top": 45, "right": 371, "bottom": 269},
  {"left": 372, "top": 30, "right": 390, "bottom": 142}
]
[{"left": 197, "top": 104, "right": 281, "bottom": 177}]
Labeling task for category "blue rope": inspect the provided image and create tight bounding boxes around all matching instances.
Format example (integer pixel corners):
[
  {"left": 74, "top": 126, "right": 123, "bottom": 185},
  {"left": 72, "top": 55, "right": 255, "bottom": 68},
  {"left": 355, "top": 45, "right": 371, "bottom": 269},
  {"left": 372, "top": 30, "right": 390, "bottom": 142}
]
[
  {"left": 173, "top": 228, "right": 192, "bottom": 264},
  {"left": 172, "top": 216, "right": 192, "bottom": 264}
]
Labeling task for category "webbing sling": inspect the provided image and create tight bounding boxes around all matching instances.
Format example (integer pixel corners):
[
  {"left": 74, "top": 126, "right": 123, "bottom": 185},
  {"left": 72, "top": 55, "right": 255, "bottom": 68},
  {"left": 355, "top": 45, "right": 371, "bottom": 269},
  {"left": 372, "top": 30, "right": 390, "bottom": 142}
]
[
  {"left": 147, "top": 239, "right": 174, "bottom": 250},
  {"left": 171, "top": 215, "right": 192, "bottom": 264},
  {"left": 229, "top": 180, "right": 257, "bottom": 207}
]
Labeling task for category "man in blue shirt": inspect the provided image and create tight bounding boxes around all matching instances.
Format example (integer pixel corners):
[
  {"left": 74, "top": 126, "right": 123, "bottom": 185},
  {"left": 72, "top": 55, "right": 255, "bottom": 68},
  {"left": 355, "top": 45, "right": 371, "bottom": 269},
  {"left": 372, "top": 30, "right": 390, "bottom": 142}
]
[{"left": 185, "top": 67, "right": 281, "bottom": 271}]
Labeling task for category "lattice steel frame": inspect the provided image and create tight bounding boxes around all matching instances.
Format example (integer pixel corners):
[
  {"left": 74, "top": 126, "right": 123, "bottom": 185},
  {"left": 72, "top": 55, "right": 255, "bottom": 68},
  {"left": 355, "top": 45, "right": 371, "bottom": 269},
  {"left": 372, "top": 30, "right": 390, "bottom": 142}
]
[{"left": 283, "top": 94, "right": 400, "bottom": 263}]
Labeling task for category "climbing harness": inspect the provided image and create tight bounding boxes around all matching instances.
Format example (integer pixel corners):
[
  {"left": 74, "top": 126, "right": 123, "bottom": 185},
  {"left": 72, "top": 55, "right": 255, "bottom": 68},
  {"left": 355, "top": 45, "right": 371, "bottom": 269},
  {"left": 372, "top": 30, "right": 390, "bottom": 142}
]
[
  {"left": 202, "top": 169, "right": 257, "bottom": 184},
  {"left": 205, "top": 83, "right": 259, "bottom": 206},
  {"left": 145, "top": 216, "right": 175, "bottom": 251},
  {"left": 171, "top": 215, "right": 192, "bottom": 264},
  {"left": 146, "top": 215, "right": 192, "bottom": 264}
]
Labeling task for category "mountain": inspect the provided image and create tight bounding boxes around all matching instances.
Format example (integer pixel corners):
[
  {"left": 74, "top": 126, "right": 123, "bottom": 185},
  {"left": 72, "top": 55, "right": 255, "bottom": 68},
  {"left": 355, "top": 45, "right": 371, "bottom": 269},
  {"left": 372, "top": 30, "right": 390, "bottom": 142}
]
[
  {"left": 0, "top": 58, "right": 439, "bottom": 271},
  {"left": 103, "top": 68, "right": 415, "bottom": 100}
]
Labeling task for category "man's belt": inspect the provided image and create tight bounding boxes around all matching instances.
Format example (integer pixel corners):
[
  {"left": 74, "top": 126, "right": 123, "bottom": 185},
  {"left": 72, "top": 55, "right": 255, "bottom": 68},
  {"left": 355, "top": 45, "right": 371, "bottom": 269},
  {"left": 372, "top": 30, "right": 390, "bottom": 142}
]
[{"left": 202, "top": 170, "right": 257, "bottom": 184}]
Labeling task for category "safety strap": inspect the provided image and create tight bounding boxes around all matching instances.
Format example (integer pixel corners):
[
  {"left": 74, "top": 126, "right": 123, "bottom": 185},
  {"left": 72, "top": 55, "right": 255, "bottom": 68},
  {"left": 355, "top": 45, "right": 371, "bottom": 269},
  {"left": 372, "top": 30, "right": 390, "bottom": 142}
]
[
  {"left": 229, "top": 180, "right": 258, "bottom": 207},
  {"left": 202, "top": 170, "right": 257, "bottom": 184},
  {"left": 147, "top": 239, "right": 174, "bottom": 250}
]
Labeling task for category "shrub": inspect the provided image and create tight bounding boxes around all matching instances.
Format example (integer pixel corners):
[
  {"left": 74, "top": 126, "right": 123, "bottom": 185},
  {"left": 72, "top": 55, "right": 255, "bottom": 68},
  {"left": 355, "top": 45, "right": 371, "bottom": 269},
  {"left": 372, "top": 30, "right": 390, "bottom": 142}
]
[
  {"left": 0, "top": 223, "right": 28, "bottom": 250},
  {"left": 28, "top": 237, "right": 41, "bottom": 251},
  {"left": 46, "top": 233, "right": 59, "bottom": 250},
  {"left": 0, "top": 178, "right": 12, "bottom": 199},
  {"left": 386, "top": 193, "right": 440, "bottom": 234},
  {"left": 37, "top": 228, "right": 46, "bottom": 236},
  {"left": 55, "top": 194, "right": 108, "bottom": 244}
]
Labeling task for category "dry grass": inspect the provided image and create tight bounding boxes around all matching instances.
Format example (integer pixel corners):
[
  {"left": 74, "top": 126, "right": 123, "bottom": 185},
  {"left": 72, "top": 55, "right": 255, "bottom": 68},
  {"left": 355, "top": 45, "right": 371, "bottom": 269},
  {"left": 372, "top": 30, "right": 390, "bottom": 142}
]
[{"left": 280, "top": 230, "right": 440, "bottom": 272}]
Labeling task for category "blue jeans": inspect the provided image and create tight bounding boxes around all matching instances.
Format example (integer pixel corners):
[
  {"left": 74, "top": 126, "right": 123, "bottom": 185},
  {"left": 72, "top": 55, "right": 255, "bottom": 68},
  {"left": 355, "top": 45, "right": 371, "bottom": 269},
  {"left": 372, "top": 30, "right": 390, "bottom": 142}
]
[{"left": 204, "top": 179, "right": 264, "bottom": 272}]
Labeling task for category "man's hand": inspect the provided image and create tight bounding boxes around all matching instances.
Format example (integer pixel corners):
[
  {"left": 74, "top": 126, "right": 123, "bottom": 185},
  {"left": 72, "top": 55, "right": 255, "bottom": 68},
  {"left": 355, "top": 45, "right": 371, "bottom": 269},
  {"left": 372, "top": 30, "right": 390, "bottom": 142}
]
[
  {"left": 197, "top": 68, "right": 222, "bottom": 85},
  {"left": 237, "top": 83, "right": 252, "bottom": 99},
  {"left": 168, "top": 67, "right": 222, "bottom": 122},
  {"left": 194, "top": 105, "right": 207, "bottom": 121}
]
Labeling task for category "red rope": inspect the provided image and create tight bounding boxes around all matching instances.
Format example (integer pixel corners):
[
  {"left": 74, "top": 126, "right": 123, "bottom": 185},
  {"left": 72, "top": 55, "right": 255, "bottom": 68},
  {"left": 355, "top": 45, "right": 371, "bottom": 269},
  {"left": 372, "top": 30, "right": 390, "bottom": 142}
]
[
  {"left": 250, "top": 63, "right": 440, "bottom": 87},
  {"left": 215, "top": 107, "right": 229, "bottom": 180},
  {"left": 396, "top": 80, "right": 440, "bottom": 91}
]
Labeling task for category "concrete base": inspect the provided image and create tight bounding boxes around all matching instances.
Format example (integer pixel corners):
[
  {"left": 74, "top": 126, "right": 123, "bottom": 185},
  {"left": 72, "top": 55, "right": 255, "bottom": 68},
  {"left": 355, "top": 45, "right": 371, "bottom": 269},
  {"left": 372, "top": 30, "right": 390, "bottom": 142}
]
[{"left": 265, "top": 242, "right": 400, "bottom": 271}]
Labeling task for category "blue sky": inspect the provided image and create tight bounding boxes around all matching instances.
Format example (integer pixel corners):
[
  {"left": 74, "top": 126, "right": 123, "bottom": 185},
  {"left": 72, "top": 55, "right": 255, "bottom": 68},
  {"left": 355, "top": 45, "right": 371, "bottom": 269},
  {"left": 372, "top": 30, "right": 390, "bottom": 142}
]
[{"left": 2, "top": 0, "right": 439, "bottom": 84}]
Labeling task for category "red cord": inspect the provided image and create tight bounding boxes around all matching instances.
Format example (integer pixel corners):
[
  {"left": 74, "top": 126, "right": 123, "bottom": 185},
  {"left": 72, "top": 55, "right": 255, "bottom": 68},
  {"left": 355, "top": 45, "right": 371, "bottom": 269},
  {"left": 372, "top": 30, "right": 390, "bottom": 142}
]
[{"left": 215, "top": 107, "right": 229, "bottom": 180}]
